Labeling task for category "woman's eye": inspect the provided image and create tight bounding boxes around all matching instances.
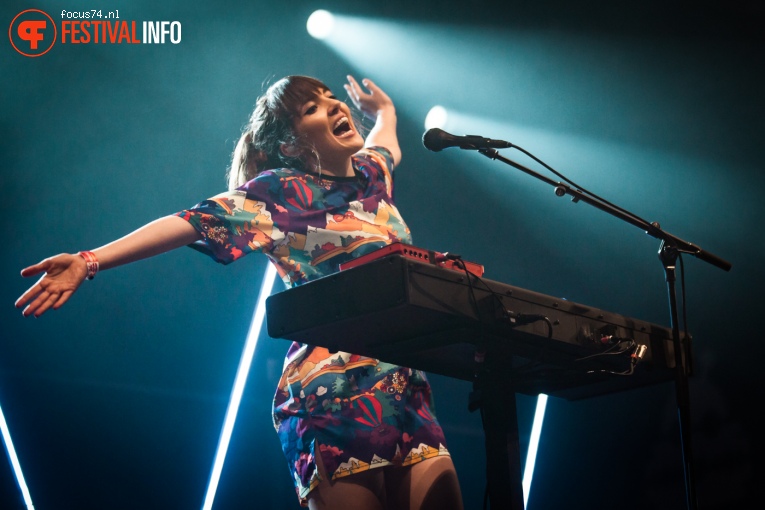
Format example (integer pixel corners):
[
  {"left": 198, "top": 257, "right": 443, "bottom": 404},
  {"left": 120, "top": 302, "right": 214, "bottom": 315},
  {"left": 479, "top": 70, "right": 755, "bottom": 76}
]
[{"left": 304, "top": 105, "right": 317, "bottom": 115}]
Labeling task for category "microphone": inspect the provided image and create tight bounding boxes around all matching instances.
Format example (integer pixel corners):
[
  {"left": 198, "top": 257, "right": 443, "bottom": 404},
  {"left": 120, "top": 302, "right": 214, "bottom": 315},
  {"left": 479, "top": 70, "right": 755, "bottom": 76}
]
[{"left": 422, "top": 128, "right": 513, "bottom": 152}]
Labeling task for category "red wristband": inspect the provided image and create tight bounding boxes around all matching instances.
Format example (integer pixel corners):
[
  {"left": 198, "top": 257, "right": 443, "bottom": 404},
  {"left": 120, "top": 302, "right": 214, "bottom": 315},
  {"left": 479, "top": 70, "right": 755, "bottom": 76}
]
[{"left": 78, "top": 251, "right": 99, "bottom": 280}]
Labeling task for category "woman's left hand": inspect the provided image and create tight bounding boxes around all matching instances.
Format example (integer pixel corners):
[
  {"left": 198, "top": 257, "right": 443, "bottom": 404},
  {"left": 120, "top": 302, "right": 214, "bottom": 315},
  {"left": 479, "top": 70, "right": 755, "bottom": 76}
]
[{"left": 345, "top": 75, "right": 394, "bottom": 119}]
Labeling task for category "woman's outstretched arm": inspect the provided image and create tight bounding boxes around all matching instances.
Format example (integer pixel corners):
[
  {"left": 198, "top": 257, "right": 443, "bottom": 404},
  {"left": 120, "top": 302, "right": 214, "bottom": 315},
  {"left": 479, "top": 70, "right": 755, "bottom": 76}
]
[{"left": 15, "top": 215, "right": 201, "bottom": 318}]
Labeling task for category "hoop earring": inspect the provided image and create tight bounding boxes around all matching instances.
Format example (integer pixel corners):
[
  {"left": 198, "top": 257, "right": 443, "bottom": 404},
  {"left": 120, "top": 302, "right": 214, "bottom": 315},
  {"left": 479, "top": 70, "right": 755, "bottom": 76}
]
[{"left": 311, "top": 149, "right": 322, "bottom": 181}]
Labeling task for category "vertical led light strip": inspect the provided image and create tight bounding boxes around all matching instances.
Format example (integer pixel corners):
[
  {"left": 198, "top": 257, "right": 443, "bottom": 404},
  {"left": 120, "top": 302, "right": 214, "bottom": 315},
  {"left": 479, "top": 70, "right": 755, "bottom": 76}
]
[
  {"left": 522, "top": 393, "right": 548, "bottom": 508},
  {"left": 0, "top": 402, "right": 35, "bottom": 510},
  {"left": 201, "top": 263, "right": 278, "bottom": 510}
]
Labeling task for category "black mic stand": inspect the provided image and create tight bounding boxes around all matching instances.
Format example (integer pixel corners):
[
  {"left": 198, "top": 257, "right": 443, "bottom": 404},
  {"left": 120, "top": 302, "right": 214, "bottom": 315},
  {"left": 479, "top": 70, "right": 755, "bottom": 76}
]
[{"left": 476, "top": 147, "right": 731, "bottom": 510}]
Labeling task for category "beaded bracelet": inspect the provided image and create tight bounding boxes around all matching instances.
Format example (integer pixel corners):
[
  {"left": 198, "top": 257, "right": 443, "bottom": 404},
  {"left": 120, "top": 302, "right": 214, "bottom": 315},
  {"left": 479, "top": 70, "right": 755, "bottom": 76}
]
[{"left": 78, "top": 251, "right": 99, "bottom": 280}]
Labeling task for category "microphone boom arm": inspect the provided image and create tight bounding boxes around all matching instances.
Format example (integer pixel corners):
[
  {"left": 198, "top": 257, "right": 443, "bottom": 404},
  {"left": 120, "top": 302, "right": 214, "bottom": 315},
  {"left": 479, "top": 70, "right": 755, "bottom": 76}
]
[{"left": 476, "top": 148, "right": 731, "bottom": 271}]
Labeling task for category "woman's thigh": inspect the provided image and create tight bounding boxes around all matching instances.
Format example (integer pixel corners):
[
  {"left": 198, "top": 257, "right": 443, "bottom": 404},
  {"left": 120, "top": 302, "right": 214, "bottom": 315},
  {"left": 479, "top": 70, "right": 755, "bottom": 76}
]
[
  {"left": 307, "top": 452, "right": 387, "bottom": 510},
  {"left": 385, "top": 456, "right": 464, "bottom": 510}
]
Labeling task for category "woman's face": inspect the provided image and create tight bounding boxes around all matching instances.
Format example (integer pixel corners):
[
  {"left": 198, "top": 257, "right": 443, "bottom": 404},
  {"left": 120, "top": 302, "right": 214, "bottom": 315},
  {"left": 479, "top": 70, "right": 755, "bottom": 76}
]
[{"left": 291, "top": 88, "right": 364, "bottom": 171}]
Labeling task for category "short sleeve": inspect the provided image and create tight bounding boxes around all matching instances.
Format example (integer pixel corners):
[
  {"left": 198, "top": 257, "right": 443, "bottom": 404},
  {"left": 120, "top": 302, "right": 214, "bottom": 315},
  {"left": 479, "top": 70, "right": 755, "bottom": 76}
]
[
  {"left": 355, "top": 146, "right": 395, "bottom": 198},
  {"left": 175, "top": 187, "right": 285, "bottom": 265},
  {"left": 359, "top": 146, "right": 394, "bottom": 171}
]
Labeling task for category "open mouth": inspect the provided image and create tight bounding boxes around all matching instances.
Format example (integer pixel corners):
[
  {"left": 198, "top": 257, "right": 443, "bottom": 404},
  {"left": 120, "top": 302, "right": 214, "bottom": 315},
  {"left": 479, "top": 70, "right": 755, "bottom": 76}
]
[{"left": 332, "top": 117, "right": 352, "bottom": 137}]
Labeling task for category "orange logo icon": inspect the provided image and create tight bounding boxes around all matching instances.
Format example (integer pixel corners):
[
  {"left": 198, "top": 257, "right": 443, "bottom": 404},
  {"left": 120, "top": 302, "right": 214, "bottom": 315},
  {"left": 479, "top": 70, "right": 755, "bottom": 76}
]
[{"left": 9, "top": 10, "right": 57, "bottom": 57}]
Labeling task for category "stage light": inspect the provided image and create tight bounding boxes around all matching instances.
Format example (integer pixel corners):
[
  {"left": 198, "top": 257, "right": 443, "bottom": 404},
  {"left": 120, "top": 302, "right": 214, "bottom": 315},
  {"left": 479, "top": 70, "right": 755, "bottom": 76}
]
[
  {"left": 1, "top": 403, "right": 35, "bottom": 510},
  {"left": 523, "top": 394, "right": 548, "bottom": 508},
  {"left": 202, "top": 263, "right": 279, "bottom": 510},
  {"left": 425, "top": 105, "right": 448, "bottom": 130},
  {"left": 306, "top": 10, "right": 335, "bottom": 40}
]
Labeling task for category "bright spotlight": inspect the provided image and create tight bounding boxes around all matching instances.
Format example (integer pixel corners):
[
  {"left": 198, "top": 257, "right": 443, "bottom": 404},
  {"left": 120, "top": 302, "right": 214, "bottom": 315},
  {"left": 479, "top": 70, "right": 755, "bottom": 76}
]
[
  {"left": 306, "top": 10, "right": 335, "bottom": 40},
  {"left": 424, "top": 105, "right": 448, "bottom": 129}
]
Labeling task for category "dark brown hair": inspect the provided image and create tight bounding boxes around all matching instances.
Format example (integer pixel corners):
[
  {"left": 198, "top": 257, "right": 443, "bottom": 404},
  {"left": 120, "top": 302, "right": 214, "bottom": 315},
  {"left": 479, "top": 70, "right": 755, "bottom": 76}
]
[{"left": 227, "top": 75, "right": 327, "bottom": 190}]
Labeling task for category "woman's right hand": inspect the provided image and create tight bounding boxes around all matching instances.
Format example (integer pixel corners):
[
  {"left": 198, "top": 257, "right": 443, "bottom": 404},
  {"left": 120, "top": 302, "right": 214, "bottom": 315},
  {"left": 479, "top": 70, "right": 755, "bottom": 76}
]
[{"left": 15, "top": 253, "right": 88, "bottom": 317}]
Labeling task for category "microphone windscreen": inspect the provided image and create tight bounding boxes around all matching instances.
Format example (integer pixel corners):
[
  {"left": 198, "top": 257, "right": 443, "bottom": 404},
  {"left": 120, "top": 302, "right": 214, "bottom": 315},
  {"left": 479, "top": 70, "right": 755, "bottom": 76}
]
[{"left": 422, "top": 128, "right": 446, "bottom": 152}]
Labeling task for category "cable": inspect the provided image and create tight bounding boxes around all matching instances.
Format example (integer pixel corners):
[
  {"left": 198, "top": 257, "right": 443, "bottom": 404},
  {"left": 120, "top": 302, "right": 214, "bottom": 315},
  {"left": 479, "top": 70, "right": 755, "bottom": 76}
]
[
  {"left": 448, "top": 254, "right": 553, "bottom": 336},
  {"left": 576, "top": 339, "right": 646, "bottom": 376}
]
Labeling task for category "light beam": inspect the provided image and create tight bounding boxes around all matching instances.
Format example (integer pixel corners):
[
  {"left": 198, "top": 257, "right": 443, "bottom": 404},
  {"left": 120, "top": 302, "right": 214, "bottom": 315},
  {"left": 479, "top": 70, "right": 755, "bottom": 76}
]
[
  {"left": 201, "top": 263, "right": 279, "bottom": 510},
  {"left": 1, "top": 402, "right": 35, "bottom": 510},
  {"left": 522, "top": 394, "right": 548, "bottom": 508}
]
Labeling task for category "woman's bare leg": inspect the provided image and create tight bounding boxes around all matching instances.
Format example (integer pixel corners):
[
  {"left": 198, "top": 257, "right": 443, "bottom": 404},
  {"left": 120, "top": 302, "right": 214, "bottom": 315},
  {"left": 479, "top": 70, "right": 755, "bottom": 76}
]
[
  {"left": 307, "top": 453, "right": 387, "bottom": 510},
  {"left": 385, "top": 456, "right": 464, "bottom": 510}
]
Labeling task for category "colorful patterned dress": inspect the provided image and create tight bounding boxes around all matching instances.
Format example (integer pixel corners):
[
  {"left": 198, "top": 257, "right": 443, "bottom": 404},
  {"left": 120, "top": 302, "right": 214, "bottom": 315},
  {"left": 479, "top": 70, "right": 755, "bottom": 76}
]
[{"left": 175, "top": 147, "right": 450, "bottom": 506}]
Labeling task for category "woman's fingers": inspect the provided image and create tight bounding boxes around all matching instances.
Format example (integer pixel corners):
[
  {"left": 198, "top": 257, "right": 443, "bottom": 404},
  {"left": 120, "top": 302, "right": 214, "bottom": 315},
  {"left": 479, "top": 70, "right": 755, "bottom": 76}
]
[
  {"left": 16, "top": 259, "right": 54, "bottom": 310},
  {"left": 18, "top": 286, "right": 48, "bottom": 317},
  {"left": 15, "top": 275, "right": 44, "bottom": 310},
  {"left": 345, "top": 75, "right": 391, "bottom": 118},
  {"left": 21, "top": 284, "right": 63, "bottom": 317},
  {"left": 20, "top": 259, "right": 48, "bottom": 278},
  {"left": 346, "top": 76, "right": 377, "bottom": 100},
  {"left": 344, "top": 75, "right": 363, "bottom": 107},
  {"left": 16, "top": 254, "right": 84, "bottom": 317},
  {"left": 35, "top": 292, "right": 60, "bottom": 317},
  {"left": 361, "top": 78, "right": 377, "bottom": 92}
]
